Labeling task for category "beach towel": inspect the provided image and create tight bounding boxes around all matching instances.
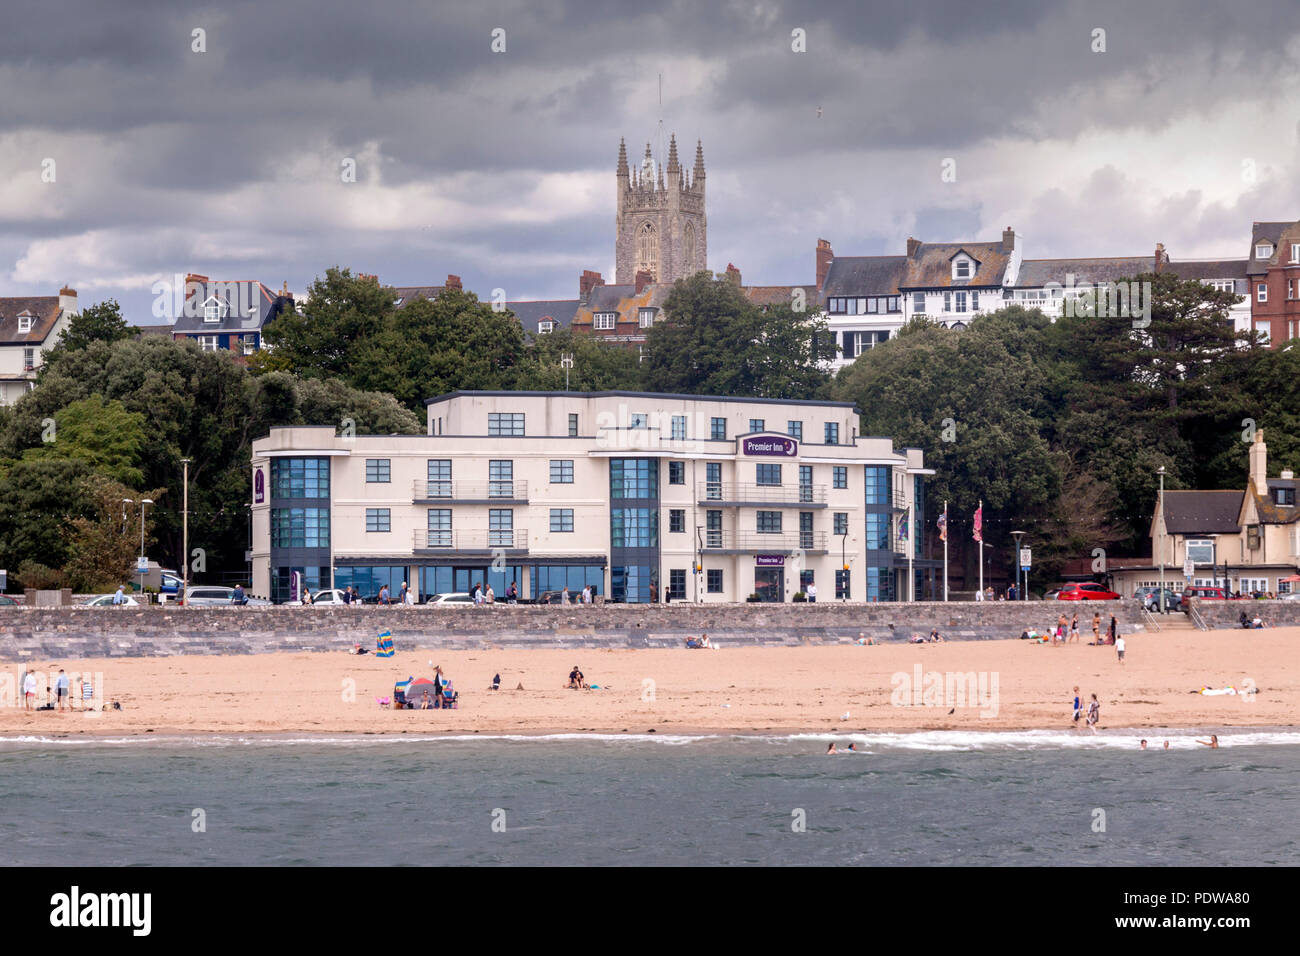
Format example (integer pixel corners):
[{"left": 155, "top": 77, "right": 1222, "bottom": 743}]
[{"left": 376, "top": 630, "right": 395, "bottom": 658}]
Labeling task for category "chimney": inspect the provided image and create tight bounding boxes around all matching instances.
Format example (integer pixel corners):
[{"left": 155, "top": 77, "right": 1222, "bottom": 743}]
[
  {"left": 1002, "top": 227, "right": 1015, "bottom": 252},
  {"left": 445, "top": 274, "right": 462, "bottom": 290},
  {"left": 185, "top": 273, "right": 209, "bottom": 285},
  {"left": 1249, "top": 429, "right": 1268, "bottom": 496},
  {"left": 1154, "top": 242, "right": 1168, "bottom": 273},
  {"left": 579, "top": 269, "right": 604, "bottom": 302},
  {"left": 358, "top": 273, "right": 378, "bottom": 284},
  {"left": 1281, "top": 469, "right": 1295, "bottom": 480},
  {"left": 816, "top": 239, "right": 833, "bottom": 290},
  {"left": 634, "top": 269, "right": 653, "bottom": 295},
  {"left": 58, "top": 286, "right": 78, "bottom": 313},
  {"left": 907, "top": 237, "right": 922, "bottom": 257},
  {"left": 724, "top": 263, "right": 741, "bottom": 286}
]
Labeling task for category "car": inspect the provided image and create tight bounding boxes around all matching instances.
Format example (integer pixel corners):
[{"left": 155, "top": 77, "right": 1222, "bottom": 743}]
[
  {"left": 81, "top": 593, "right": 141, "bottom": 607},
  {"left": 1134, "top": 586, "right": 1182, "bottom": 612},
  {"left": 1054, "top": 583, "right": 1121, "bottom": 601},
  {"left": 1182, "top": 585, "right": 1226, "bottom": 601},
  {"left": 0, "top": 594, "right": 22, "bottom": 607},
  {"left": 182, "top": 586, "right": 271, "bottom": 607},
  {"left": 305, "top": 589, "right": 349, "bottom": 605},
  {"left": 422, "top": 592, "right": 475, "bottom": 606}
]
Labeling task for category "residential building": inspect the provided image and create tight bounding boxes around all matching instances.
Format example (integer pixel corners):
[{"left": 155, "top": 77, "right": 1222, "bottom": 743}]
[
  {"left": 1245, "top": 220, "right": 1300, "bottom": 346},
  {"left": 0, "top": 286, "right": 78, "bottom": 404},
  {"left": 814, "top": 240, "right": 909, "bottom": 372},
  {"left": 170, "top": 273, "right": 294, "bottom": 356},
  {"left": 251, "top": 390, "right": 938, "bottom": 604},
  {"left": 899, "top": 228, "right": 1021, "bottom": 325}
]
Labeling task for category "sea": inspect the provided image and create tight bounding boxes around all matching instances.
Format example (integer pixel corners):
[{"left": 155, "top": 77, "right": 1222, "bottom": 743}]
[{"left": 2, "top": 729, "right": 1298, "bottom": 866}]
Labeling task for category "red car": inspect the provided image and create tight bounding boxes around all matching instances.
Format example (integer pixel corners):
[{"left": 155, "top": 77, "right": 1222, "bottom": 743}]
[{"left": 1054, "top": 583, "right": 1120, "bottom": 601}]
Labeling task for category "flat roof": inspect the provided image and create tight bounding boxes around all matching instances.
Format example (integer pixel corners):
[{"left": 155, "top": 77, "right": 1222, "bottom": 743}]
[{"left": 424, "top": 389, "right": 859, "bottom": 411}]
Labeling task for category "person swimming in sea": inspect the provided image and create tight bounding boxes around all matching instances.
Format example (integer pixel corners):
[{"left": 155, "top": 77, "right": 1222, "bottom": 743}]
[
  {"left": 1196, "top": 735, "right": 1220, "bottom": 749},
  {"left": 826, "top": 742, "right": 837, "bottom": 754}
]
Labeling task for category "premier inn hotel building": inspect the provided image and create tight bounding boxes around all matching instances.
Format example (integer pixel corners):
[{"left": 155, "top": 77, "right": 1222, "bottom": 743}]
[{"left": 250, "top": 391, "right": 937, "bottom": 604}]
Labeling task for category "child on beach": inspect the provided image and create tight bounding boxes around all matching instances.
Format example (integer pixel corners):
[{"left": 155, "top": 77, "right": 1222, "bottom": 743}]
[
  {"left": 1086, "top": 694, "right": 1100, "bottom": 734},
  {"left": 1115, "top": 635, "right": 1126, "bottom": 663},
  {"left": 1072, "top": 686, "right": 1082, "bottom": 726},
  {"left": 1070, "top": 614, "right": 1079, "bottom": 642}
]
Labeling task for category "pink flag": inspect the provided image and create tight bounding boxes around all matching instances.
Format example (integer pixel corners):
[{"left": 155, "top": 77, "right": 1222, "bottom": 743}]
[{"left": 973, "top": 505, "right": 983, "bottom": 543}]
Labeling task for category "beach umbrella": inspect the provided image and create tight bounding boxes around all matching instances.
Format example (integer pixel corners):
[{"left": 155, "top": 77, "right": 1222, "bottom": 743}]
[{"left": 405, "top": 678, "right": 439, "bottom": 702}]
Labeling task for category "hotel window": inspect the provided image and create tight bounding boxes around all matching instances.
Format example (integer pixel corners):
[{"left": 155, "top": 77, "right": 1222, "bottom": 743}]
[
  {"left": 757, "top": 511, "right": 782, "bottom": 533},
  {"left": 669, "top": 509, "right": 685, "bottom": 533},
  {"left": 787, "top": 421, "right": 802, "bottom": 440},
  {"left": 488, "top": 509, "right": 514, "bottom": 547},
  {"left": 834, "top": 512, "right": 848, "bottom": 536},
  {"left": 199, "top": 335, "right": 219, "bottom": 351},
  {"left": 271, "top": 458, "right": 330, "bottom": 499},
  {"left": 550, "top": 460, "right": 574, "bottom": 484},
  {"left": 610, "top": 508, "right": 658, "bottom": 547},
  {"left": 365, "top": 508, "right": 391, "bottom": 533},
  {"left": 550, "top": 508, "right": 574, "bottom": 533},
  {"left": 799, "top": 512, "right": 814, "bottom": 549},
  {"left": 489, "top": 460, "right": 514, "bottom": 497},
  {"left": 610, "top": 458, "right": 657, "bottom": 499},
  {"left": 568, "top": 413, "right": 579, "bottom": 437},
  {"left": 706, "top": 462, "right": 722, "bottom": 500},
  {"left": 864, "top": 466, "right": 888, "bottom": 505},
  {"left": 594, "top": 312, "right": 616, "bottom": 330},
  {"left": 912, "top": 292, "right": 925, "bottom": 313},
  {"left": 865, "top": 512, "right": 889, "bottom": 550},
  {"left": 707, "top": 569, "right": 723, "bottom": 593},
  {"left": 271, "top": 507, "right": 330, "bottom": 548},
  {"left": 365, "top": 459, "right": 390, "bottom": 483},
  {"left": 889, "top": 296, "right": 901, "bottom": 312},
  {"left": 427, "top": 509, "right": 451, "bottom": 547},
  {"left": 833, "top": 466, "right": 847, "bottom": 489},
  {"left": 639, "top": 309, "right": 655, "bottom": 328},
  {"left": 630, "top": 413, "right": 648, "bottom": 429},
  {"left": 427, "top": 460, "right": 451, "bottom": 497},
  {"left": 706, "top": 509, "right": 722, "bottom": 547},
  {"left": 1258, "top": 284, "right": 1268, "bottom": 303},
  {"left": 749, "top": 419, "right": 765, "bottom": 433},
  {"left": 488, "top": 412, "right": 525, "bottom": 436},
  {"left": 1257, "top": 243, "right": 1273, "bottom": 259},
  {"left": 1184, "top": 539, "right": 1214, "bottom": 565},
  {"left": 824, "top": 422, "right": 839, "bottom": 445},
  {"left": 954, "top": 259, "right": 971, "bottom": 279},
  {"left": 17, "top": 311, "right": 33, "bottom": 333},
  {"left": 1209, "top": 279, "right": 1235, "bottom": 292},
  {"left": 671, "top": 415, "right": 686, "bottom": 440},
  {"left": 756, "top": 463, "right": 782, "bottom": 486},
  {"left": 943, "top": 291, "right": 952, "bottom": 312},
  {"left": 955, "top": 291, "right": 967, "bottom": 313},
  {"left": 669, "top": 461, "right": 685, "bottom": 485},
  {"left": 711, "top": 417, "right": 726, "bottom": 440},
  {"left": 799, "top": 465, "right": 813, "bottom": 502},
  {"left": 668, "top": 569, "right": 687, "bottom": 600},
  {"left": 538, "top": 320, "right": 554, "bottom": 334},
  {"left": 23, "top": 347, "right": 35, "bottom": 371}
]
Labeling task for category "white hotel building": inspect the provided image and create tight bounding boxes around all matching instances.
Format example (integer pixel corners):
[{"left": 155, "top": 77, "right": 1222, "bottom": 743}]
[{"left": 251, "top": 391, "right": 937, "bottom": 604}]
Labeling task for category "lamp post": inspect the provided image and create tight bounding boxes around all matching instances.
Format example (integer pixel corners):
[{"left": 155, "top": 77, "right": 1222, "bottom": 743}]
[
  {"left": 560, "top": 353, "right": 573, "bottom": 392},
  {"left": 1157, "top": 466, "right": 1166, "bottom": 613},
  {"left": 1010, "top": 530, "right": 1026, "bottom": 601},
  {"left": 137, "top": 498, "right": 154, "bottom": 595},
  {"left": 181, "top": 458, "right": 191, "bottom": 604},
  {"left": 695, "top": 525, "right": 703, "bottom": 603},
  {"left": 840, "top": 529, "right": 849, "bottom": 603}
]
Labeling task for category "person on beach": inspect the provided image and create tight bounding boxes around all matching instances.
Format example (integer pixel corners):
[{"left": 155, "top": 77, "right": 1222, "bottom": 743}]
[
  {"left": 1092, "top": 612, "right": 1101, "bottom": 642},
  {"left": 847, "top": 743, "right": 858, "bottom": 752},
  {"left": 1072, "top": 686, "right": 1082, "bottom": 726},
  {"left": 55, "top": 669, "right": 69, "bottom": 711},
  {"left": 1086, "top": 694, "right": 1100, "bottom": 734},
  {"left": 1108, "top": 616, "right": 1117, "bottom": 644},
  {"left": 1197, "top": 735, "right": 1220, "bottom": 749},
  {"left": 1070, "top": 614, "right": 1079, "bottom": 643},
  {"left": 490, "top": 673, "right": 501, "bottom": 691},
  {"left": 1115, "top": 635, "right": 1126, "bottom": 664},
  {"left": 568, "top": 665, "right": 586, "bottom": 689},
  {"left": 22, "top": 668, "right": 36, "bottom": 710},
  {"left": 929, "top": 628, "right": 943, "bottom": 643}
]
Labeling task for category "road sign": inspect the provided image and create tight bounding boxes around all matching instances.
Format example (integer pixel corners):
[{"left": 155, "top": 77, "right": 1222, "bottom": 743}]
[
  {"left": 1019, "top": 547, "right": 1031, "bottom": 569},
  {"left": 1183, "top": 558, "right": 1195, "bottom": 579},
  {"left": 136, "top": 556, "right": 149, "bottom": 573}
]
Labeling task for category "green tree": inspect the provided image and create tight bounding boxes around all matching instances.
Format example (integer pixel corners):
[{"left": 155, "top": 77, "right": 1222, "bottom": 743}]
[
  {"left": 64, "top": 475, "right": 166, "bottom": 592},
  {"left": 261, "top": 267, "right": 395, "bottom": 380},
  {"left": 22, "top": 395, "right": 148, "bottom": 486},
  {"left": 0, "top": 458, "right": 93, "bottom": 573},
  {"left": 511, "top": 328, "right": 641, "bottom": 391},
  {"left": 44, "top": 298, "right": 131, "bottom": 360}
]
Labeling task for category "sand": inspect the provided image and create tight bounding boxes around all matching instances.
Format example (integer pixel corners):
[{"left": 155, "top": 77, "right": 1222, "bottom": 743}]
[{"left": 2, "top": 627, "right": 1296, "bottom": 737}]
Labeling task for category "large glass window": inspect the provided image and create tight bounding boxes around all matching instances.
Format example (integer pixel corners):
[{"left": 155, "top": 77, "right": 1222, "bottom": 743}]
[
  {"left": 864, "top": 466, "right": 889, "bottom": 505},
  {"left": 550, "top": 509, "right": 574, "bottom": 533},
  {"left": 799, "top": 465, "right": 813, "bottom": 503},
  {"left": 427, "top": 509, "right": 451, "bottom": 547},
  {"left": 799, "top": 512, "right": 814, "bottom": 549},
  {"left": 757, "top": 511, "right": 782, "bottom": 533},
  {"left": 489, "top": 509, "right": 514, "bottom": 547},
  {"left": 611, "top": 508, "right": 658, "bottom": 548},
  {"left": 1185, "top": 539, "right": 1215, "bottom": 565},
  {"left": 834, "top": 512, "right": 848, "bottom": 536},
  {"left": 669, "top": 509, "right": 685, "bottom": 533},
  {"left": 489, "top": 460, "right": 514, "bottom": 497},
  {"left": 366, "top": 508, "right": 390, "bottom": 533},
  {"left": 272, "top": 566, "right": 331, "bottom": 604},
  {"left": 550, "top": 460, "right": 574, "bottom": 484},
  {"left": 533, "top": 565, "right": 604, "bottom": 597},
  {"left": 668, "top": 569, "right": 687, "bottom": 600},
  {"left": 270, "top": 458, "right": 329, "bottom": 499},
  {"left": 610, "top": 458, "right": 657, "bottom": 499},
  {"left": 333, "top": 566, "right": 408, "bottom": 603},
  {"left": 489, "top": 412, "right": 525, "bottom": 436},
  {"left": 669, "top": 461, "right": 685, "bottom": 485},
  {"left": 365, "top": 459, "right": 390, "bottom": 483},
  {"left": 611, "top": 565, "right": 655, "bottom": 603},
  {"left": 865, "top": 513, "right": 890, "bottom": 550},
  {"left": 706, "top": 509, "right": 722, "bottom": 548},
  {"left": 271, "top": 508, "right": 330, "bottom": 548},
  {"left": 864, "top": 566, "right": 892, "bottom": 602},
  {"left": 426, "top": 460, "right": 451, "bottom": 497},
  {"left": 756, "top": 463, "right": 782, "bottom": 486}
]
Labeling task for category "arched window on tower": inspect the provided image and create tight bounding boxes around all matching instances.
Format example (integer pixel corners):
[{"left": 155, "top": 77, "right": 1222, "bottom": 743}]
[
  {"left": 637, "top": 221, "right": 658, "bottom": 281},
  {"left": 684, "top": 222, "right": 696, "bottom": 274}
]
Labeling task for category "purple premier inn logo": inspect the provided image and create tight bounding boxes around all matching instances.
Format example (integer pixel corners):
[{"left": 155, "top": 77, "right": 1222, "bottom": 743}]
[
  {"left": 742, "top": 435, "right": 798, "bottom": 457},
  {"left": 254, "top": 467, "right": 265, "bottom": 504}
]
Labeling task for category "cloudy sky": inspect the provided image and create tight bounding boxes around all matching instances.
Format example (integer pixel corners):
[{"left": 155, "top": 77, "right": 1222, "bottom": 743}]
[{"left": 5, "top": 0, "right": 1300, "bottom": 321}]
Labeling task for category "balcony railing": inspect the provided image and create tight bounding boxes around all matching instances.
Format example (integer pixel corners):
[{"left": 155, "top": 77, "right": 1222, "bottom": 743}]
[
  {"left": 697, "top": 482, "right": 828, "bottom": 507},
  {"left": 413, "top": 528, "right": 529, "bottom": 552},
  {"left": 413, "top": 480, "right": 529, "bottom": 503},
  {"left": 701, "top": 530, "right": 827, "bottom": 554}
]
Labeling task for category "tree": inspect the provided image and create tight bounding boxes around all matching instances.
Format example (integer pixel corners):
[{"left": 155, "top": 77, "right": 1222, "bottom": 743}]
[
  {"left": 250, "top": 373, "right": 423, "bottom": 436},
  {"left": 64, "top": 475, "right": 166, "bottom": 592},
  {"left": 511, "top": 328, "right": 641, "bottom": 392},
  {"left": 641, "top": 272, "right": 835, "bottom": 398},
  {"left": 21, "top": 395, "right": 148, "bottom": 487},
  {"left": 0, "top": 458, "right": 94, "bottom": 573},
  {"left": 44, "top": 298, "right": 131, "bottom": 360},
  {"left": 261, "top": 268, "right": 394, "bottom": 380}
]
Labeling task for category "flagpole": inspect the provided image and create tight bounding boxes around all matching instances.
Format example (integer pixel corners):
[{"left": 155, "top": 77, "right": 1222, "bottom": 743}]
[
  {"left": 943, "top": 501, "right": 949, "bottom": 602},
  {"left": 908, "top": 496, "right": 914, "bottom": 603},
  {"left": 978, "top": 499, "right": 983, "bottom": 599}
]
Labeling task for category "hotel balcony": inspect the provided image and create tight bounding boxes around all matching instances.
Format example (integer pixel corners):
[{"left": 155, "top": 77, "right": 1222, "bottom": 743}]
[
  {"left": 696, "top": 482, "right": 828, "bottom": 508},
  {"left": 412, "top": 528, "right": 530, "bottom": 553},
  {"left": 701, "top": 530, "right": 828, "bottom": 554},
  {"left": 412, "top": 480, "right": 529, "bottom": 504}
]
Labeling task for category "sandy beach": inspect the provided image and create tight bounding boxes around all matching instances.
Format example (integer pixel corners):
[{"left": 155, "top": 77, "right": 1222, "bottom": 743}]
[{"left": 2, "top": 626, "right": 1295, "bottom": 737}]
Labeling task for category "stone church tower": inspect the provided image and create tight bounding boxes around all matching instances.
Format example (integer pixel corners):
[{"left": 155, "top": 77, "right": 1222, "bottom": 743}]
[{"left": 615, "top": 134, "right": 707, "bottom": 285}]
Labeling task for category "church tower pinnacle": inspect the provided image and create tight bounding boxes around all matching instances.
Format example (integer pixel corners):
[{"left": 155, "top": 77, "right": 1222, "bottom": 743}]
[{"left": 615, "top": 132, "right": 707, "bottom": 285}]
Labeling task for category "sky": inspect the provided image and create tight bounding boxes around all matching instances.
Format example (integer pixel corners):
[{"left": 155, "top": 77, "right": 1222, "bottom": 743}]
[{"left": 4, "top": 0, "right": 1300, "bottom": 322}]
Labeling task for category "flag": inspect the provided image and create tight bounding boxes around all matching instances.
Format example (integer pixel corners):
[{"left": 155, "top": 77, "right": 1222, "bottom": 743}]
[
  {"left": 972, "top": 505, "right": 983, "bottom": 543},
  {"left": 898, "top": 513, "right": 909, "bottom": 542},
  {"left": 937, "top": 512, "right": 947, "bottom": 542},
  {"left": 376, "top": 630, "right": 395, "bottom": 658}
]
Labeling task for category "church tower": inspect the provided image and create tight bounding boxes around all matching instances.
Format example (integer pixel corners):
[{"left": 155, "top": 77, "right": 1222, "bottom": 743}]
[{"left": 615, "top": 134, "right": 707, "bottom": 285}]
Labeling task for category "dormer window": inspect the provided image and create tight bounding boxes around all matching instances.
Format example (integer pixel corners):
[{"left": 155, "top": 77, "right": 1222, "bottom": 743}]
[
  {"left": 954, "top": 258, "right": 971, "bottom": 279},
  {"left": 1292, "top": 244, "right": 1300, "bottom": 263},
  {"left": 639, "top": 309, "right": 655, "bottom": 328},
  {"left": 1276, "top": 487, "right": 1296, "bottom": 506},
  {"left": 203, "top": 298, "right": 227, "bottom": 323},
  {"left": 538, "top": 319, "right": 554, "bottom": 334},
  {"left": 17, "top": 311, "right": 33, "bottom": 333},
  {"left": 594, "top": 312, "right": 616, "bottom": 330},
  {"left": 1256, "top": 242, "right": 1274, "bottom": 260}
]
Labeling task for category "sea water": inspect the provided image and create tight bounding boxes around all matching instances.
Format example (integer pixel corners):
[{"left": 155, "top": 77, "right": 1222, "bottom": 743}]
[{"left": 1, "top": 730, "right": 1297, "bottom": 866}]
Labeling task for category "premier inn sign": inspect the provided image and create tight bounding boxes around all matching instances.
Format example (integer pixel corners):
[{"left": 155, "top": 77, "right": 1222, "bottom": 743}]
[{"left": 741, "top": 435, "right": 798, "bottom": 457}]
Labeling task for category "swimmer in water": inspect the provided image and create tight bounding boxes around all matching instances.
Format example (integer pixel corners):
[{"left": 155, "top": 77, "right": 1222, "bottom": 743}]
[
  {"left": 847, "top": 743, "right": 857, "bottom": 752},
  {"left": 1196, "top": 735, "right": 1220, "bottom": 749},
  {"left": 1163, "top": 741, "right": 1170, "bottom": 749},
  {"left": 826, "top": 742, "right": 837, "bottom": 754},
  {"left": 1140, "top": 739, "right": 1148, "bottom": 750}
]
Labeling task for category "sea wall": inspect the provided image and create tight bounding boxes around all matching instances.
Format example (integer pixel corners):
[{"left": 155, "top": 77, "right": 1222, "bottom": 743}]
[{"left": 0, "top": 600, "right": 1179, "bottom": 659}]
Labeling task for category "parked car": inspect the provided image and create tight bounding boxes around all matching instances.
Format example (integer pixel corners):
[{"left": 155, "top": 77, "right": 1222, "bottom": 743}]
[
  {"left": 422, "top": 592, "right": 474, "bottom": 606},
  {"left": 1134, "top": 586, "right": 1182, "bottom": 611},
  {"left": 81, "top": 593, "right": 141, "bottom": 607},
  {"left": 0, "top": 594, "right": 22, "bottom": 607},
  {"left": 182, "top": 586, "right": 270, "bottom": 606},
  {"left": 1054, "top": 583, "right": 1121, "bottom": 601},
  {"left": 1182, "top": 585, "right": 1226, "bottom": 601},
  {"left": 306, "top": 589, "right": 349, "bottom": 605}
]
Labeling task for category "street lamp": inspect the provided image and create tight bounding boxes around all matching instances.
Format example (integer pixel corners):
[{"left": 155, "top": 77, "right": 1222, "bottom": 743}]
[
  {"left": 137, "top": 498, "right": 154, "bottom": 595},
  {"left": 181, "top": 458, "right": 192, "bottom": 604},
  {"left": 840, "top": 529, "right": 849, "bottom": 603},
  {"left": 1010, "top": 530, "right": 1027, "bottom": 601},
  {"left": 1157, "top": 466, "right": 1166, "bottom": 613}
]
